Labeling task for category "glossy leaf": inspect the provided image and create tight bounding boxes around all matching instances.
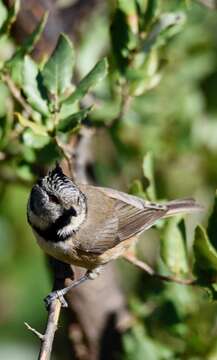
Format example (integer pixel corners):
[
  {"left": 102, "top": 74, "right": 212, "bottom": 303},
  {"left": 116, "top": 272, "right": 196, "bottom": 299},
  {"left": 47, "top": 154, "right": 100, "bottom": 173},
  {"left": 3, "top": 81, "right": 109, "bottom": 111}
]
[
  {"left": 129, "top": 179, "right": 146, "bottom": 199},
  {"left": 110, "top": 7, "right": 136, "bottom": 73},
  {"left": 193, "top": 225, "right": 217, "bottom": 275},
  {"left": 123, "top": 324, "right": 173, "bottom": 360},
  {"left": 22, "top": 128, "right": 50, "bottom": 149},
  {"left": 142, "top": 12, "right": 186, "bottom": 53},
  {"left": 16, "top": 162, "right": 34, "bottom": 181},
  {"left": 0, "top": 2, "right": 7, "bottom": 30},
  {"left": 161, "top": 217, "right": 189, "bottom": 275},
  {"left": 0, "top": 0, "right": 20, "bottom": 36},
  {"left": 6, "top": 52, "right": 23, "bottom": 85},
  {"left": 42, "top": 33, "right": 75, "bottom": 96},
  {"left": 61, "top": 58, "right": 108, "bottom": 118},
  {"left": 6, "top": 12, "right": 48, "bottom": 85},
  {"left": 35, "top": 141, "right": 60, "bottom": 164},
  {"left": 15, "top": 113, "right": 47, "bottom": 136},
  {"left": 7, "top": 11, "right": 48, "bottom": 65},
  {"left": 136, "top": 0, "right": 158, "bottom": 31},
  {"left": 57, "top": 107, "right": 91, "bottom": 133},
  {"left": 15, "top": 11, "right": 48, "bottom": 56},
  {"left": 143, "top": 0, "right": 158, "bottom": 27},
  {"left": 23, "top": 56, "right": 49, "bottom": 116}
]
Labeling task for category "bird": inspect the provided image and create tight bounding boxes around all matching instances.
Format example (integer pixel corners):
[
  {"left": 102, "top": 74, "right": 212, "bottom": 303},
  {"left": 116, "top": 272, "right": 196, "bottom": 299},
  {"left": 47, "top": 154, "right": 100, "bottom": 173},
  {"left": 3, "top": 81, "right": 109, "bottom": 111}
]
[{"left": 27, "top": 163, "right": 202, "bottom": 307}]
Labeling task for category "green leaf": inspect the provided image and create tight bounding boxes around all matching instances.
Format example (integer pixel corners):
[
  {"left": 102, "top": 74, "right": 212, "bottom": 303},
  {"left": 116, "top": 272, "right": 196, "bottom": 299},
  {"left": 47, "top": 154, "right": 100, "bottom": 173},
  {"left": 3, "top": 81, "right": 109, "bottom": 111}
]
[
  {"left": 6, "top": 53, "right": 23, "bottom": 86},
  {"left": 22, "top": 56, "right": 49, "bottom": 117},
  {"left": 15, "top": 11, "right": 48, "bottom": 56},
  {"left": 6, "top": 12, "right": 48, "bottom": 85},
  {"left": 207, "top": 191, "right": 217, "bottom": 251},
  {"left": 42, "top": 33, "right": 75, "bottom": 97},
  {"left": 136, "top": 0, "right": 158, "bottom": 31},
  {"left": 57, "top": 107, "right": 91, "bottom": 133},
  {"left": 16, "top": 162, "right": 34, "bottom": 181},
  {"left": 161, "top": 217, "right": 189, "bottom": 275},
  {"left": 22, "top": 128, "right": 50, "bottom": 149},
  {"left": 143, "top": 0, "right": 158, "bottom": 27},
  {"left": 0, "top": 0, "right": 20, "bottom": 36},
  {"left": 35, "top": 141, "right": 60, "bottom": 164},
  {"left": 128, "top": 179, "right": 146, "bottom": 199},
  {"left": 60, "top": 58, "right": 108, "bottom": 118},
  {"left": 123, "top": 324, "right": 173, "bottom": 360},
  {"left": 141, "top": 12, "right": 186, "bottom": 53},
  {"left": 21, "top": 145, "right": 36, "bottom": 163},
  {"left": 110, "top": 7, "right": 136, "bottom": 73},
  {"left": 15, "top": 113, "right": 47, "bottom": 136},
  {"left": 0, "top": 1, "right": 8, "bottom": 30},
  {"left": 142, "top": 152, "right": 156, "bottom": 201},
  {"left": 193, "top": 225, "right": 217, "bottom": 276}
]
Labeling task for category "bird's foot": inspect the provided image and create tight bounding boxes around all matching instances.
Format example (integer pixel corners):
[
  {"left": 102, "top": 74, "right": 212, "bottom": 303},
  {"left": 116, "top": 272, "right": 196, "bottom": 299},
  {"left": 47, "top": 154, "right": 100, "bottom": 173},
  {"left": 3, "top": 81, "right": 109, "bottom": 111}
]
[
  {"left": 87, "top": 266, "right": 104, "bottom": 280},
  {"left": 44, "top": 290, "right": 68, "bottom": 309},
  {"left": 44, "top": 268, "right": 104, "bottom": 309}
]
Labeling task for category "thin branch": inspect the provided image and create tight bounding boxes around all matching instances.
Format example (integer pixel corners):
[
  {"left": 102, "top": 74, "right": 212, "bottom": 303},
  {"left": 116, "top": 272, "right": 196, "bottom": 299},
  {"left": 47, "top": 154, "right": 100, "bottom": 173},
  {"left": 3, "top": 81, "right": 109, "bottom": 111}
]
[
  {"left": 38, "top": 299, "right": 62, "bottom": 360},
  {"left": 123, "top": 253, "right": 196, "bottom": 286},
  {"left": 1, "top": 72, "right": 33, "bottom": 118},
  {"left": 25, "top": 298, "right": 62, "bottom": 360},
  {"left": 110, "top": 84, "right": 132, "bottom": 127},
  {"left": 54, "top": 136, "right": 75, "bottom": 178},
  {"left": 24, "top": 322, "right": 44, "bottom": 340}
]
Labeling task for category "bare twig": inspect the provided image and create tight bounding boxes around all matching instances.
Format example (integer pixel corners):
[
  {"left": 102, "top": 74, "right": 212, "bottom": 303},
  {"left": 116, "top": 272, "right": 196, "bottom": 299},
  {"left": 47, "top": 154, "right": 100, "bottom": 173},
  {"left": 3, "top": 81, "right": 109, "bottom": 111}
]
[
  {"left": 1, "top": 73, "right": 33, "bottom": 118},
  {"left": 38, "top": 299, "right": 62, "bottom": 360},
  {"left": 24, "top": 322, "right": 44, "bottom": 340},
  {"left": 110, "top": 84, "right": 132, "bottom": 127},
  {"left": 54, "top": 136, "right": 75, "bottom": 178},
  {"left": 25, "top": 299, "right": 62, "bottom": 360},
  {"left": 123, "top": 253, "right": 196, "bottom": 286}
]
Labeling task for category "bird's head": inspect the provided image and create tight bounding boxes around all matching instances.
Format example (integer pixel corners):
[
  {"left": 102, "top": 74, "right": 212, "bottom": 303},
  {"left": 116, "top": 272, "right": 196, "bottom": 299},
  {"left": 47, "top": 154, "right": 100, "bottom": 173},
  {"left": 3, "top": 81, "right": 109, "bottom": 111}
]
[{"left": 27, "top": 164, "right": 87, "bottom": 241}]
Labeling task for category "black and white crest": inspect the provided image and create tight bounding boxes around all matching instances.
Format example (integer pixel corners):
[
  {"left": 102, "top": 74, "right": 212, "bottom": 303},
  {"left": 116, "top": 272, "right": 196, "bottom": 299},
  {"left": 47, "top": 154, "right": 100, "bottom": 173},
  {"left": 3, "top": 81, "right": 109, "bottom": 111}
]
[{"left": 42, "top": 163, "right": 74, "bottom": 192}]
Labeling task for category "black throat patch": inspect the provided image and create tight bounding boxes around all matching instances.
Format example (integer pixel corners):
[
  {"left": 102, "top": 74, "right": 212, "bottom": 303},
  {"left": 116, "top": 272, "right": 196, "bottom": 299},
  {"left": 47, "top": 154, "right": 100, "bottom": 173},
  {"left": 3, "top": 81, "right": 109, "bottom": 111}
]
[{"left": 28, "top": 207, "right": 77, "bottom": 242}]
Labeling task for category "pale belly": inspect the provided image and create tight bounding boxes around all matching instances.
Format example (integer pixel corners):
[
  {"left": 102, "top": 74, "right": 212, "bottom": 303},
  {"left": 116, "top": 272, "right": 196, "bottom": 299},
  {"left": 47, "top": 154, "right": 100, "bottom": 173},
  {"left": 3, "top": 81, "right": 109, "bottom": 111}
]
[{"left": 34, "top": 231, "right": 137, "bottom": 270}]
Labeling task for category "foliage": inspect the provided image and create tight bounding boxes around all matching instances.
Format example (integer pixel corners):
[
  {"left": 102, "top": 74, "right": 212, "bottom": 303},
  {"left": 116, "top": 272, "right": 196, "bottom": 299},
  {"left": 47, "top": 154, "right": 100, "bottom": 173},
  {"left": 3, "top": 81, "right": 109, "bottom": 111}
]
[{"left": 1, "top": 0, "right": 217, "bottom": 359}]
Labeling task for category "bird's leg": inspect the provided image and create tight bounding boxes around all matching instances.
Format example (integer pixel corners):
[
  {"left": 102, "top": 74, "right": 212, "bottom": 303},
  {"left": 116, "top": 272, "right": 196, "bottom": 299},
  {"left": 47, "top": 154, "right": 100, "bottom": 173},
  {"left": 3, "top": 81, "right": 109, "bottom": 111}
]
[{"left": 44, "top": 267, "right": 103, "bottom": 308}]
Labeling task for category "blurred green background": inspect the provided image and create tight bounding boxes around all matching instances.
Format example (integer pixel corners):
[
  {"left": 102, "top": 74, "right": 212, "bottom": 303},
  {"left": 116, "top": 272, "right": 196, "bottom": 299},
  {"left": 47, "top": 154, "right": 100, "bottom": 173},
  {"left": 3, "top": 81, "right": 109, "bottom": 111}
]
[{"left": 1, "top": 0, "right": 217, "bottom": 359}]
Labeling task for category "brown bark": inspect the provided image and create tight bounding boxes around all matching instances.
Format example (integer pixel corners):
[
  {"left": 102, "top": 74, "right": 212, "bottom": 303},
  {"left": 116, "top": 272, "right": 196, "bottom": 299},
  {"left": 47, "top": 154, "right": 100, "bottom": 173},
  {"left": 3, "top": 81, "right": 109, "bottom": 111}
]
[{"left": 61, "top": 129, "right": 129, "bottom": 360}]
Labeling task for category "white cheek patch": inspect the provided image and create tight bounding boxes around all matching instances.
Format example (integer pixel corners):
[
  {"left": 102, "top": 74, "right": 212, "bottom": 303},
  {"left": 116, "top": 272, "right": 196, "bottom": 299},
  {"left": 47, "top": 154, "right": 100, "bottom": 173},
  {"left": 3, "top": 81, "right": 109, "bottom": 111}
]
[{"left": 57, "top": 212, "right": 86, "bottom": 237}]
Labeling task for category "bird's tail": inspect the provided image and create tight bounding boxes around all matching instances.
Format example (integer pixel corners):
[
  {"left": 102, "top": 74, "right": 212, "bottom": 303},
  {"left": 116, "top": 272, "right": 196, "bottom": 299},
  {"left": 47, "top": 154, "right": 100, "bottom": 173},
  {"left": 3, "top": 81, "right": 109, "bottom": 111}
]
[{"left": 165, "top": 198, "right": 203, "bottom": 217}]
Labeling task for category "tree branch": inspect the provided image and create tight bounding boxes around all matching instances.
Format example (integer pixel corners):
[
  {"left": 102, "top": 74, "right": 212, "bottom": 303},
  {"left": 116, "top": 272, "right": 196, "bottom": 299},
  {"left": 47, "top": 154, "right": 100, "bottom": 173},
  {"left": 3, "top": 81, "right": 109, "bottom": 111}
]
[
  {"left": 24, "top": 322, "right": 44, "bottom": 340},
  {"left": 110, "top": 84, "right": 132, "bottom": 127},
  {"left": 1, "top": 72, "right": 33, "bottom": 118},
  {"left": 123, "top": 253, "right": 196, "bottom": 286},
  {"left": 25, "top": 298, "right": 62, "bottom": 360},
  {"left": 38, "top": 299, "right": 62, "bottom": 360}
]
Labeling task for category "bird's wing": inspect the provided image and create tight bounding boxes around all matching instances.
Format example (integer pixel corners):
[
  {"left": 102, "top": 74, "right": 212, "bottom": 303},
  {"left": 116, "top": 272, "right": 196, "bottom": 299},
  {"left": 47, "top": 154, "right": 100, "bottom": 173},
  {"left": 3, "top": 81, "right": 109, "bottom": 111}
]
[
  {"left": 98, "top": 186, "right": 168, "bottom": 240},
  {"left": 115, "top": 201, "right": 166, "bottom": 241},
  {"left": 77, "top": 184, "right": 167, "bottom": 254}
]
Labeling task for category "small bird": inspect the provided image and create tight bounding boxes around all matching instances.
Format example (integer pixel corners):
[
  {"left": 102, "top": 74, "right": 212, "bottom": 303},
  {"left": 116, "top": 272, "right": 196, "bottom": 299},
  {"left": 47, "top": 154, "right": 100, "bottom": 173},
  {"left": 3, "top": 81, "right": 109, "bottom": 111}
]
[{"left": 27, "top": 164, "right": 201, "bottom": 306}]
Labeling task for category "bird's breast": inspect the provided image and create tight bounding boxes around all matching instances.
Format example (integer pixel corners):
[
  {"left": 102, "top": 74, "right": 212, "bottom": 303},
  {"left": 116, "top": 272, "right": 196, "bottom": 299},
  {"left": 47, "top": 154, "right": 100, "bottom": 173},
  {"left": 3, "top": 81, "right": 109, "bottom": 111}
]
[
  {"left": 34, "top": 231, "right": 103, "bottom": 269},
  {"left": 34, "top": 230, "right": 137, "bottom": 270}
]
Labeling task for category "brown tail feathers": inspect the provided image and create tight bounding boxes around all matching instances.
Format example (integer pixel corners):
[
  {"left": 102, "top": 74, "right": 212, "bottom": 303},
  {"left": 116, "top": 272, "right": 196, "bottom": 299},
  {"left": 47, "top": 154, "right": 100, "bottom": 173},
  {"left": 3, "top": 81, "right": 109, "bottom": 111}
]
[{"left": 165, "top": 198, "right": 203, "bottom": 217}]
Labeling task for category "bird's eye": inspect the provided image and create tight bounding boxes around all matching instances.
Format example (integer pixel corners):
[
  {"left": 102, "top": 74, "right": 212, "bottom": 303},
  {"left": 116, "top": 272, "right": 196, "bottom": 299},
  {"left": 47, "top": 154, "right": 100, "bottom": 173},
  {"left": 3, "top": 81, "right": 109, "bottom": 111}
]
[{"left": 48, "top": 194, "right": 59, "bottom": 204}]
